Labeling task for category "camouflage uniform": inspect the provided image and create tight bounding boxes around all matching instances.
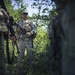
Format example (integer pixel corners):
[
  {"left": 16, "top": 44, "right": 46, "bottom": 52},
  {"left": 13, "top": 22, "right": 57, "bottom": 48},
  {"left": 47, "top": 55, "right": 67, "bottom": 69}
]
[
  {"left": 48, "top": 14, "right": 62, "bottom": 75},
  {"left": 16, "top": 20, "right": 36, "bottom": 64},
  {"left": 0, "top": 8, "right": 8, "bottom": 75}
]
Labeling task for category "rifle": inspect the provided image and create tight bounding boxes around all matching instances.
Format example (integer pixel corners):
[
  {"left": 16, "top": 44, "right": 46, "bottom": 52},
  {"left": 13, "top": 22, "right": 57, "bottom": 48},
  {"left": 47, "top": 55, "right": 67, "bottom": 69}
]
[
  {"left": 0, "top": 0, "right": 20, "bottom": 64},
  {"left": 14, "top": 22, "right": 26, "bottom": 34}
]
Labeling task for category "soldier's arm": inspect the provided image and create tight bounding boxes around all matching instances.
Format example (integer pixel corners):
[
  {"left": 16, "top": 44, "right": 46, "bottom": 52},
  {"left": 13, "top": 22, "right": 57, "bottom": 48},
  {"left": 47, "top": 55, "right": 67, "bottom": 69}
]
[
  {"left": 1, "top": 9, "right": 9, "bottom": 19},
  {"left": 30, "top": 22, "right": 37, "bottom": 35}
]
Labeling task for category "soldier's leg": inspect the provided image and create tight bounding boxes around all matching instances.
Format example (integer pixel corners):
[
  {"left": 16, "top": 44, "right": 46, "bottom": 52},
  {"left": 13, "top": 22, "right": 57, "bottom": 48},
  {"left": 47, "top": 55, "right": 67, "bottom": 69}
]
[
  {"left": 17, "top": 40, "right": 26, "bottom": 75},
  {"left": 17, "top": 40, "right": 26, "bottom": 63},
  {"left": 0, "top": 32, "right": 5, "bottom": 75},
  {"left": 25, "top": 40, "right": 33, "bottom": 66}
]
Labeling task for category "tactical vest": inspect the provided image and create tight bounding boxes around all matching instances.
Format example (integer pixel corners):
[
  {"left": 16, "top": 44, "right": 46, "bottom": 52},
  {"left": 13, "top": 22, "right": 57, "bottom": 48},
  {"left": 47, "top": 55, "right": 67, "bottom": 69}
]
[
  {"left": 16, "top": 20, "right": 32, "bottom": 40},
  {"left": 23, "top": 21, "right": 36, "bottom": 39},
  {"left": 23, "top": 21, "right": 31, "bottom": 32},
  {"left": 0, "top": 8, "right": 8, "bottom": 32}
]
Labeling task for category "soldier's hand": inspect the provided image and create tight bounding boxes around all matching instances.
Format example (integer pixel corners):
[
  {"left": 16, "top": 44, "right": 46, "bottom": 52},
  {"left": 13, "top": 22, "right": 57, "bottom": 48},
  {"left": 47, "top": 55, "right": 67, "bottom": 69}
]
[{"left": 26, "top": 32, "right": 31, "bottom": 37}]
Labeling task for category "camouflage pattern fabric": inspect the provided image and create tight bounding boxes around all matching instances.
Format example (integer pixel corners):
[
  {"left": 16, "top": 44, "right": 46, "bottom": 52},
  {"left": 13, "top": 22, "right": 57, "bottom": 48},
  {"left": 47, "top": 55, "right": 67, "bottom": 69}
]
[
  {"left": 0, "top": 9, "right": 8, "bottom": 32},
  {"left": 16, "top": 20, "right": 36, "bottom": 39},
  {"left": 0, "top": 8, "right": 8, "bottom": 75},
  {"left": 16, "top": 20, "right": 36, "bottom": 74}
]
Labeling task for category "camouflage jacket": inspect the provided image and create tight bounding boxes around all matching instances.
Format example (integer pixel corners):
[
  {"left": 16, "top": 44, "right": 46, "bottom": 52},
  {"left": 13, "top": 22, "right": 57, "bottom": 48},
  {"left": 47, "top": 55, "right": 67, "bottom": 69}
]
[
  {"left": 0, "top": 8, "right": 8, "bottom": 32},
  {"left": 15, "top": 20, "right": 36, "bottom": 40}
]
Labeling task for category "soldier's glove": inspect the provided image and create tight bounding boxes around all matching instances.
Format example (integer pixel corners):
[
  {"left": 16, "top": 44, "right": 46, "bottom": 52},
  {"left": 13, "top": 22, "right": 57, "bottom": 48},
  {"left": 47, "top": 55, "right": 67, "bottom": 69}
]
[{"left": 26, "top": 32, "right": 32, "bottom": 37}]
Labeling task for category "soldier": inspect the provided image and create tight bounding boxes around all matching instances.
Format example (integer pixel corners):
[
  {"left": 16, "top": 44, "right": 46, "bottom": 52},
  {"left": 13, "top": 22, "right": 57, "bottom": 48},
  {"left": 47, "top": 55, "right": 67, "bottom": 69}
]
[
  {"left": 48, "top": 7, "right": 63, "bottom": 75},
  {"left": 15, "top": 11, "right": 36, "bottom": 74},
  {"left": 0, "top": 6, "right": 9, "bottom": 75}
]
